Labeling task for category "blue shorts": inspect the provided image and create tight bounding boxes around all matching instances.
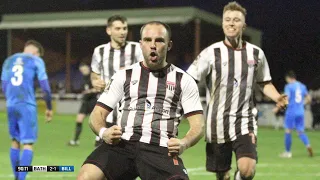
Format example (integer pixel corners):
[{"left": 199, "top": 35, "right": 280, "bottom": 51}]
[
  {"left": 284, "top": 113, "right": 304, "bottom": 132},
  {"left": 7, "top": 104, "right": 38, "bottom": 144}
]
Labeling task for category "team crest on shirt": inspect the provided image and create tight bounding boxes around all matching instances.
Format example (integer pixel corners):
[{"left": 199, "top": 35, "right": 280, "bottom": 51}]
[
  {"left": 247, "top": 59, "right": 257, "bottom": 68},
  {"left": 14, "top": 57, "right": 24, "bottom": 65},
  {"left": 166, "top": 81, "right": 175, "bottom": 91}
]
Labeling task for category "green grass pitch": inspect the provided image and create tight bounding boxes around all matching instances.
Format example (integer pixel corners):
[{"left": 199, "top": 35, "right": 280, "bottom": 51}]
[{"left": 0, "top": 111, "right": 319, "bottom": 180}]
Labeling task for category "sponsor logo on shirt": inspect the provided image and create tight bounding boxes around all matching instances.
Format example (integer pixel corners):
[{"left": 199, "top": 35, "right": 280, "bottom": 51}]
[{"left": 166, "top": 81, "right": 175, "bottom": 91}]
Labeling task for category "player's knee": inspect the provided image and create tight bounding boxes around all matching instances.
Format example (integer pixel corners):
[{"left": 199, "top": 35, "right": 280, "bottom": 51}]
[
  {"left": 23, "top": 143, "right": 33, "bottom": 150},
  {"left": 77, "top": 164, "right": 105, "bottom": 180},
  {"left": 77, "top": 171, "right": 90, "bottom": 180},
  {"left": 238, "top": 167, "right": 255, "bottom": 179},
  {"left": 77, "top": 170, "right": 104, "bottom": 180},
  {"left": 11, "top": 139, "right": 20, "bottom": 148},
  {"left": 285, "top": 129, "right": 291, "bottom": 133},
  {"left": 238, "top": 159, "right": 256, "bottom": 179},
  {"left": 76, "top": 114, "right": 86, "bottom": 122}
]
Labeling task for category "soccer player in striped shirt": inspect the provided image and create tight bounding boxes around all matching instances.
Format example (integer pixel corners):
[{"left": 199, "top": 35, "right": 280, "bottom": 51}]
[
  {"left": 187, "top": 2, "right": 288, "bottom": 180},
  {"left": 1, "top": 40, "right": 53, "bottom": 180},
  {"left": 278, "top": 71, "right": 313, "bottom": 158},
  {"left": 90, "top": 15, "right": 143, "bottom": 146},
  {"left": 77, "top": 21, "right": 204, "bottom": 180}
]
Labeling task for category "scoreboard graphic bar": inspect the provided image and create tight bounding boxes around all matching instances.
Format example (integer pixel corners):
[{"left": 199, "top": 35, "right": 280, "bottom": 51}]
[{"left": 16, "top": 166, "right": 74, "bottom": 172}]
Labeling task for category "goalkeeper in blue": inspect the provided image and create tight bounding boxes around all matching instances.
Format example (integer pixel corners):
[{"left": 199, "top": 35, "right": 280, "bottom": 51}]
[
  {"left": 278, "top": 71, "right": 313, "bottom": 158},
  {"left": 1, "top": 40, "right": 53, "bottom": 180}
]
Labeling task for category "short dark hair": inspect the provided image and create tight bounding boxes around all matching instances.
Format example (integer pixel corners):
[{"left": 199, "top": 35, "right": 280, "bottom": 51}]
[
  {"left": 25, "top": 40, "right": 44, "bottom": 56},
  {"left": 79, "top": 62, "right": 89, "bottom": 67},
  {"left": 285, "top": 70, "right": 296, "bottom": 79},
  {"left": 140, "top": 21, "right": 172, "bottom": 40},
  {"left": 107, "top": 15, "right": 127, "bottom": 27}
]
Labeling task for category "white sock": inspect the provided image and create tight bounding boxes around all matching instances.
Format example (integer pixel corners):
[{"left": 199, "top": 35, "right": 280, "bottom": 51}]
[{"left": 235, "top": 171, "right": 242, "bottom": 180}]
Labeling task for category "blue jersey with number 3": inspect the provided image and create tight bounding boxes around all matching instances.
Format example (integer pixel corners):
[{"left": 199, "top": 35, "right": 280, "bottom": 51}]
[
  {"left": 285, "top": 81, "right": 308, "bottom": 115},
  {"left": 1, "top": 53, "right": 48, "bottom": 107}
]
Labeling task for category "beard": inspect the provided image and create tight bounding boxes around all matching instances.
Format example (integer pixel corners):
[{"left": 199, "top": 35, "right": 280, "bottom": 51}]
[{"left": 143, "top": 54, "right": 166, "bottom": 70}]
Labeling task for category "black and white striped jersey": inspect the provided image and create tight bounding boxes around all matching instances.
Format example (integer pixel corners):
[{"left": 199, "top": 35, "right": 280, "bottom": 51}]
[
  {"left": 187, "top": 41, "right": 271, "bottom": 144},
  {"left": 91, "top": 41, "right": 143, "bottom": 81},
  {"left": 97, "top": 62, "right": 203, "bottom": 147},
  {"left": 91, "top": 41, "right": 143, "bottom": 124}
]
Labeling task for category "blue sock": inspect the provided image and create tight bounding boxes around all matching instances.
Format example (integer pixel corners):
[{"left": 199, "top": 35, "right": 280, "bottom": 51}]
[
  {"left": 19, "top": 149, "right": 33, "bottom": 180},
  {"left": 298, "top": 132, "right": 310, "bottom": 147},
  {"left": 285, "top": 133, "right": 292, "bottom": 152},
  {"left": 10, "top": 148, "right": 20, "bottom": 179}
]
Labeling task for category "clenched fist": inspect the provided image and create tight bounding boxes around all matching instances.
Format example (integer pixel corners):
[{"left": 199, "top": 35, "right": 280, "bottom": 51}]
[
  {"left": 167, "top": 138, "right": 188, "bottom": 155},
  {"left": 92, "top": 79, "right": 106, "bottom": 92},
  {"left": 101, "top": 125, "right": 122, "bottom": 145},
  {"left": 276, "top": 94, "right": 288, "bottom": 110}
]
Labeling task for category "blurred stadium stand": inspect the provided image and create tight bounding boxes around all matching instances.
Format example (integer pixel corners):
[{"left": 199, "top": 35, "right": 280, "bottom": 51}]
[{"left": 0, "top": 7, "right": 261, "bottom": 93}]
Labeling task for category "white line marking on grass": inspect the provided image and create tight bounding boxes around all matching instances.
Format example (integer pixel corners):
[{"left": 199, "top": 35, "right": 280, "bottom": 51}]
[{"left": 187, "top": 167, "right": 205, "bottom": 172}]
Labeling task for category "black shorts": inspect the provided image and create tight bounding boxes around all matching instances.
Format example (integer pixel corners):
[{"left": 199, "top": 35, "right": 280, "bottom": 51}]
[
  {"left": 206, "top": 134, "right": 257, "bottom": 173},
  {"left": 83, "top": 140, "right": 189, "bottom": 180},
  {"left": 79, "top": 98, "right": 97, "bottom": 115}
]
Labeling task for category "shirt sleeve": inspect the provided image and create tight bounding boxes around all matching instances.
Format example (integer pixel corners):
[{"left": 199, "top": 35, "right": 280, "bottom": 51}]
[
  {"left": 97, "top": 70, "right": 125, "bottom": 110},
  {"left": 284, "top": 85, "right": 290, "bottom": 98},
  {"left": 186, "top": 47, "right": 211, "bottom": 82},
  {"left": 35, "top": 57, "right": 48, "bottom": 81},
  {"left": 255, "top": 50, "right": 272, "bottom": 83},
  {"left": 1, "top": 58, "right": 10, "bottom": 81},
  {"left": 135, "top": 45, "right": 144, "bottom": 63},
  {"left": 180, "top": 74, "right": 203, "bottom": 117},
  {"left": 91, "top": 47, "right": 101, "bottom": 74}
]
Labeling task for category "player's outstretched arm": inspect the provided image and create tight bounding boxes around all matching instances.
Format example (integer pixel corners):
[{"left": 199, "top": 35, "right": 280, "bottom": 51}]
[
  {"left": 167, "top": 114, "right": 204, "bottom": 155},
  {"left": 90, "top": 72, "right": 106, "bottom": 92},
  {"left": 258, "top": 81, "right": 288, "bottom": 110}
]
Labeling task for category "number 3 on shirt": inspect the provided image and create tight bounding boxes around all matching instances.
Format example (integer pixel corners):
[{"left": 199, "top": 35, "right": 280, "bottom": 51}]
[{"left": 11, "top": 64, "right": 24, "bottom": 86}]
